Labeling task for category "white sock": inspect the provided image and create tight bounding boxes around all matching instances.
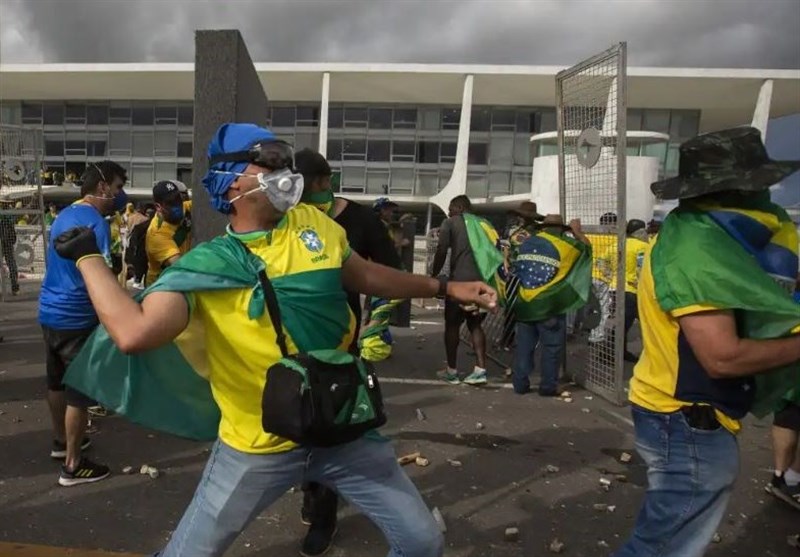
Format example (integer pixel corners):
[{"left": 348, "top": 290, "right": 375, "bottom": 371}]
[
  {"left": 785, "top": 467, "right": 800, "bottom": 486},
  {"left": 447, "top": 367, "right": 457, "bottom": 374},
  {"left": 473, "top": 366, "right": 486, "bottom": 374}
]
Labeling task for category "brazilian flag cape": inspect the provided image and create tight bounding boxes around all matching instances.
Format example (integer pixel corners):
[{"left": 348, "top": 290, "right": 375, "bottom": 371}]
[
  {"left": 651, "top": 192, "right": 800, "bottom": 418},
  {"left": 462, "top": 213, "right": 505, "bottom": 293},
  {"left": 64, "top": 235, "right": 349, "bottom": 441},
  {"left": 507, "top": 230, "right": 593, "bottom": 322}
]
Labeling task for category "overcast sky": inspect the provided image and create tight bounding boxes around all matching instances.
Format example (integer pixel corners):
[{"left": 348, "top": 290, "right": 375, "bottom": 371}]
[{"left": 0, "top": 0, "right": 798, "bottom": 67}]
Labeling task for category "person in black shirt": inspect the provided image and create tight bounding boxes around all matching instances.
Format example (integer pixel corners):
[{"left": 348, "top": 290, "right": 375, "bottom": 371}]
[{"left": 294, "top": 148, "right": 401, "bottom": 556}]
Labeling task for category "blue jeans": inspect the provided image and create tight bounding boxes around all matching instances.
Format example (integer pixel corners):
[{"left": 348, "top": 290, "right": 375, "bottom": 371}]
[
  {"left": 512, "top": 315, "right": 565, "bottom": 393},
  {"left": 612, "top": 405, "right": 739, "bottom": 557},
  {"left": 158, "top": 437, "right": 443, "bottom": 557}
]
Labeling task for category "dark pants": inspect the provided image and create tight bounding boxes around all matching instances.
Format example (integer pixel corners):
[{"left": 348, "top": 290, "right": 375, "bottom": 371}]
[
  {"left": 512, "top": 315, "right": 566, "bottom": 394},
  {"left": 624, "top": 292, "right": 638, "bottom": 352},
  {"left": 2, "top": 242, "right": 18, "bottom": 293},
  {"left": 302, "top": 481, "right": 339, "bottom": 529}
]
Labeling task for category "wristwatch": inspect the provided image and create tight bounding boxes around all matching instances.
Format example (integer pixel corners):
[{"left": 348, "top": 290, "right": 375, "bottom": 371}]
[{"left": 436, "top": 276, "right": 449, "bottom": 297}]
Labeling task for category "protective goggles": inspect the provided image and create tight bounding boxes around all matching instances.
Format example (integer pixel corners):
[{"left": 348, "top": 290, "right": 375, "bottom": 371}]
[{"left": 208, "top": 140, "right": 295, "bottom": 171}]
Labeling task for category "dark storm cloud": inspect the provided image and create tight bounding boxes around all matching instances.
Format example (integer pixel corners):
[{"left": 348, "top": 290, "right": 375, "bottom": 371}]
[{"left": 0, "top": 0, "right": 798, "bottom": 68}]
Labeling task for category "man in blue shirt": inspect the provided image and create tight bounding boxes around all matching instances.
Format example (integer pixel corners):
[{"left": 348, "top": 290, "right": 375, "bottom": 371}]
[{"left": 39, "top": 160, "right": 128, "bottom": 486}]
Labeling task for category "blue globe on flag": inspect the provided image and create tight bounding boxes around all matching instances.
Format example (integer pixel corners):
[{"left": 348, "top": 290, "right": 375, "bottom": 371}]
[{"left": 513, "top": 236, "right": 561, "bottom": 289}]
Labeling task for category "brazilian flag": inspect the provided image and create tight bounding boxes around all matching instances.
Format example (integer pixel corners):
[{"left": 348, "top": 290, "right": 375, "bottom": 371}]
[
  {"left": 510, "top": 231, "right": 592, "bottom": 322},
  {"left": 462, "top": 213, "right": 505, "bottom": 292},
  {"left": 651, "top": 192, "right": 800, "bottom": 418}
]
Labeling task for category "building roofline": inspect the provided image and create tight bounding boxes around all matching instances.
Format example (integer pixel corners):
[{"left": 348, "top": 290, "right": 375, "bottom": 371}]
[{"left": 0, "top": 62, "right": 798, "bottom": 80}]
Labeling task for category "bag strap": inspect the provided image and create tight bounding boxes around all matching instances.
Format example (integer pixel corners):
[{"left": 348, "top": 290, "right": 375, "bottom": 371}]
[{"left": 236, "top": 239, "right": 290, "bottom": 358}]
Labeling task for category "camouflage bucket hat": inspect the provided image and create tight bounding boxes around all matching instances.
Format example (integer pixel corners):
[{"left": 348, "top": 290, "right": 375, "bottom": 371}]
[{"left": 650, "top": 126, "right": 800, "bottom": 200}]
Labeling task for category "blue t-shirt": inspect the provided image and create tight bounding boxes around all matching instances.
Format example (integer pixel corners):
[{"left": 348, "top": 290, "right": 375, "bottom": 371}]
[{"left": 39, "top": 204, "right": 112, "bottom": 330}]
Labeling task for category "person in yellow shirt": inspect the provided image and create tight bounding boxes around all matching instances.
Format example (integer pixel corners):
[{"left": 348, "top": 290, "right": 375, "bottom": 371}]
[
  {"left": 586, "top": 212, "right": 618, "bottom": 345},
  {"left": 55, "top": 122, "right": 498, "bottom": 557},
  {"left": 623, "top": 219, "right": 649, "bottom": 362},
  {"left": 144, "top": 180, "right": 192, "bottom": 286}
]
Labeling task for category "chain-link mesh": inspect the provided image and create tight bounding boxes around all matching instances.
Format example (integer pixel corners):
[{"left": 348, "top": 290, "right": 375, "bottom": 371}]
[
  {"left": 557, "top": 43, "right": 627, "bottom": 403},
  {"left": 0, "top": 126, "right": 46, "bottom": 301}
]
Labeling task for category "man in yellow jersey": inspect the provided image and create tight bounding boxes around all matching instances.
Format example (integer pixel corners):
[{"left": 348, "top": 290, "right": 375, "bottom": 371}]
[
  {"left": 144, "top": 180, "right": 192, "bottom": 286},
  {"left": 54, "top": 123, "right": 496, "bottom": 557},
  {"left": 622, "top": 219, "right": 649, "bottom": 363},
  {"left": 587, "top": 212, "right": 618, "bottom": 346},
  {"left": 613, "top": 128, "right": 800, "bottom": 557}
]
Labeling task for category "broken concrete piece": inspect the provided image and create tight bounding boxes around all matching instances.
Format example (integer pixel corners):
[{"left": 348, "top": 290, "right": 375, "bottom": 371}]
[
  {"left": 599, "top": 477, "right": 612, "bottom": 491},
  {"left": 712, "top": 532, "right": 721, "bottom": 543},
  {"left": 593, "top": 503, "right": 609, "bottom": 511},
  {"left": 475, "top": 422, "right": 485, "bottom": 430},
  {"left": 121, "top": 466, "right": 134, "bottom": 475},
  {"left": 455, "top": 433, "right": 464, "bottom": 440},
  {"left": 597, "top": 540, "right": 610, "bottom": 548},
  {"left": 147, "top": 467, "right": 160, "bottom": 479},
  {"left": 548, "top": 538, "right": 565, "bottom": 553},
  {"left": 415, "top": 457, "right": 430, "bottom": 467},
  {"left": 545, "top": 464, "right": 560, "bottom": 474},
  {"left": 504, "top": 527, "right": 519, "bottom": 542},
  {"left": 447, "top": 459, "right": 462, "bottom": 467},
  {"left": 581, "top": 408, "right": 591, "bottom": 413},
  {"left": 139, "top": 464, "right": 150, "bottom": 475},
  {"left": 561, "top": 397, "right": 573, "bottom": 403},
  {"left": 560, "top": 391, "right": 571, "bottom": 398},
  {"left": 415, "top": 408, "right": 426, "bottom": 421},
  {"left": 397, "top": 452, "right": 421, "bottom": 466},
  {"left": 615, "top": 474, "right": 628, "bottom": 483},
  {"left": 620, "top": 452, "right": 633, "bottom": 463}
]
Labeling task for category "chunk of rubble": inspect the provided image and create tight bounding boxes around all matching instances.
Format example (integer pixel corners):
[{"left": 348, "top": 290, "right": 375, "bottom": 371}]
[
  {"left": 504, "top": 527, "right": 519, "bottom": 542},
  {"left": 548, "top": 538, "right": 565, "bottom": 553},
  {"left": 415, "top": 457, "right": 430, "bottom": 467},
  {"left": 545, "top": 464, "right": 560, "bottom": 474},
  {"left": 447, "top": 459, "right": 463, "bottom": 468},
  {"left": 620, "top": 452, "right": 633, "bottom": 463}
]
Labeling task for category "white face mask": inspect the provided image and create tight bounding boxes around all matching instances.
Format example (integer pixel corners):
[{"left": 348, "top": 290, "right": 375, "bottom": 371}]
[{"left": 214, "top": 169, "right": 305, "bottom": 213}]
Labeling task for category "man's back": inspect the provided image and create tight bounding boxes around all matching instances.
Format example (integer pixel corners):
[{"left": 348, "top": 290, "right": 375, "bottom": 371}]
[{"left": 438, "top": 214, "right": 480, "bottom": 282}]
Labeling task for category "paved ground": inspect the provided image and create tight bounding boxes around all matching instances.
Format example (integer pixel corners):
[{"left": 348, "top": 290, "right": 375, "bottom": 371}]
[{"left": 0, "top": 295, "right": 797, "bottom": 556}]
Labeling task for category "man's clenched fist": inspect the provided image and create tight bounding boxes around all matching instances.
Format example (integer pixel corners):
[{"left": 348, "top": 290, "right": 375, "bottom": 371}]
[{"left": 54, "top": 226, "right": 101, "bottom": 262}]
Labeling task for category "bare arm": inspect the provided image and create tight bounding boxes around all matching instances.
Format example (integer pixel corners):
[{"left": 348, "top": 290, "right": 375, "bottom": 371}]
[
  {"left": 679, "top": 310, "right": 800, "bottom": 379},
  {"left": 568, "top": 219, "right": 591, "bottom": 247},
  {"left": 430, "top": 219, "right": 450, "bottom": 277},
  {"left": 342, "top": 251, "right": 497, "bottom": 310},
  {"left": 77, "top": 257, "right": 189, "bottom": 353}
]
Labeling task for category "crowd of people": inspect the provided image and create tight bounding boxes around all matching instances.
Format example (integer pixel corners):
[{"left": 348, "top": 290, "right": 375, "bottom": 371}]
[{"left": 25, "top": 122, "right": 800, "bottom": 557}]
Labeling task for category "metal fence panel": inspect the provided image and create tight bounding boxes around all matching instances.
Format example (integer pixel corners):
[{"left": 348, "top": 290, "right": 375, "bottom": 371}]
[
  {"left": 557, "top": 43, "right": 628, "bottom": 404},
  {"left": 0, "top": 125, "right": 46, "bottom": 301}
]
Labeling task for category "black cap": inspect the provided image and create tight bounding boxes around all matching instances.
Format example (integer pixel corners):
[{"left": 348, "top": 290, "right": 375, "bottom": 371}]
[{"left": 152, "top": 180, "right": 183, "bottom": 204}]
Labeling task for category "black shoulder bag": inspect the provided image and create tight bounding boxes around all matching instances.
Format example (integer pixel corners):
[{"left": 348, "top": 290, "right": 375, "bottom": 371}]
[{"left": 245, "top": 247, "right": 387, "bottom": 447}]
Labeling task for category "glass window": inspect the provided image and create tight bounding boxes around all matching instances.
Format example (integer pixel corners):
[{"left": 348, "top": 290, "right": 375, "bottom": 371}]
[
  {"left": 470, "top": 108, "right": 490, "bottom": 131},
  {"left": 392, "top": 140, "right": 415, "bottom": 162},
  {"left": 43, "top": 104, "right": 65, "bottom": 125},
  {"left": 468, "top": 143, "right": 488, "bottom": 165},
  {"left": 328, "top": 107, "right": 343, "bottom": 128},
  {"left": 1, "top": 103, "right": 21, "bottom": 125},
  {"left": 294, "top": 131, "right": 319, "bottom": 151},
  {"left": 417, "top": 141, "right": 439, "bottom": 164},
  {"left": 132, "top": 132, "right": 154, "bottom": 157},
  {"left": 390, "top": 168, "right": 413, "bottom": 194},
  {"left": 368, "top": 108, "right": 392, "bottom": 129},
  {"left": 539, "top": 109, "right": 556, "bottom": 132},
  {"left": 87, "top": 105, "right": 108, "bottom": 125},
  {"left": 155, "top": 162, "right": 176, "bottom": 182},
  {"left": 440, "top": 142, "right": 457, "bottom": 163},
  {"left": 342, "top": 139, "right": 366, "bottom": 161},
  {"left": 177, "top": 105, "right": 194, "bottom": 126},
  {"left": 271, "top": 106, "right": 295, "bottom": 128},
  {"left": 512, "top": 171, "right": 532, "bottom": 194},
  {"left": 296, "top": 106, "right": 320, "bottom": 126},
  {"left": 87, "top": 133, "right": 107, "bottom": 157},
  {"left": 327, "top": 139, "right": 342, "bottom": 161},
  {"left": 154, "top": 106, "right": 177, "bottom": 125},
  {"left": 64, "top": 133, "right": 86, "bottom": 156},
  {"left": 64, "top": 104, "right": 86, "bottom": 125},
  {"left": 177, "top": 139, "right": 193, "bottom": 158},
  {"left": 44, "top": 134, "right": 64, "bottom": 157},
  {"left": 643, "top": 110, "right": 670, "bottom": 134},
  {"left": 108, "top": 130, "right": 131, "bottom": 155},
  {"left": 21, "top": 103, "right": 43, "bottom": 124},
  {"left": 420, "top": 108, "right": 440, "bottom": 130},
  {"left": 154, "top": 130, "right": 176, "bottom": 156},
  {"left": 665, "top": 144, "right": 681, "bottom": 177},
  {"left": 177, "top": 165, "right": 193, "bottom": 185},
  {"left": 109, "top": 105, "right": 131, "bottom": 125},
  {"left": 513, "top": 136, "right": 532, "bottom": 167},
  {"left": 344, "top": 107, "right": 367, "bottom": 128},
  {"left": 490, "top": 136, "right": 514, "bottom": 167},
  {"left": 366, "top": 170, "right": 390, "bottom": 194},
  {"left": 466, "top": 172, "right": 487, "bottom": 198},
  {"left": 341, "top": 165, "right": 366, "bottom": 192},
  {"left": 492, "top": 109, "right": 516, "bottom": 131},
  {"left": 415, "top": 171, "right": 439, "bottom": 196},
  {"left": 516, "top": 111, "right": 535, "bottom": 133},
  {"left": 131, "top": 164, "right": 154, "bottom": 188},
  {"left": 131, "top": 105, "right": 154, "bottom": 126},
  {"left": 671, "top": 110, "right": 699, "bottom": 138},
  {"left": 442, "top": 108, "right": 460, "bottom": 130},
  {"left": 642, "top": 142, "right": 668, "bottom": 164},
  {"left": 537, "top": 142, "right": 559, "bottom": 157},
  {"left": 488, "top": 171, "right": 511, "bottom": 194},
  {"left": 330, "top": 169, "right": 342, "bottom": 192},
  {"left": 627, "top": 109, "right": 642, "bottom": 131},
  {"left": 393, "top": 108, "right": 417, "bottom": 129},
  {"left": 367, "top": 140, "right": 390, "bottom": 162}
]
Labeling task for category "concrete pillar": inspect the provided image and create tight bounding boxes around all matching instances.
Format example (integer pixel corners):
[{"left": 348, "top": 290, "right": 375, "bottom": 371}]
[
  {"left": 191, "top": 30, "right": 269, "bottom": 243},
  {"left": 318, "top": 72, "right": 331, "bottom": 157},
  {"left": 751, "top": 79, "right": 774, "bottom": 137}
]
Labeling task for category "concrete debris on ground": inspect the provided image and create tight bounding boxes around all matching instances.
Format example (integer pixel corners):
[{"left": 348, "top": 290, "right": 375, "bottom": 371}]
[
  {"left": 712, "top": 532, "right": 722, "bottom": 543},
  {"left": 581, "top": 408, "right": 591, "bottom": 413},
  {"left": 593, "top": 503, "right": 616, "bottom": 512},
  {"left": 545, "top": 464, "right": 560, "bottom": 474},
  {"left": 447, "top": 459, "right": 462, "bottom": 467},
  {"left": 504, "top": 527, "right": 519, "bottom": 542},
  {"left": 414, "top": 456, "right": 430, "bottom": 467},
  {"left": 598, "top": 540, "right": 610, "bottom": 548},
  {"left": 415, "top": 408, "right": 426, "bottom": 421},
  {"left": 599, "top": 477, "right": 612, "bottom": 491},
  {"left": 548, "top": 538, "right": 566, "bottom": 553},
  {"left": 560, "top": 391, "right": 571, "bottom": 398},
  {"left": 561, "top": 398, "right": 573, "bottom": 403},
  {"left": 139, "top": 465, "right": 159, "bottom": 479},
  {"left": 121, "top": 466, "right": 134, "bottom": 474},
  {"left": 619, "top": 452, "right": 633, "bottom": 463},
  {"left": 475, "top": 422, "right": 485, "bottom": 430},
  {"left": 614, "top": 474, "right": 628, "bottom": 483},
  {"left": 397, "top": 452, "right": 421, "bottom": 466}
]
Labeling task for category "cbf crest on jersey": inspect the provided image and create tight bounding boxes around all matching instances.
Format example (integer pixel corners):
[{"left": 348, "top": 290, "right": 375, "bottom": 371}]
[{"left": 299, "top": 227, "right": 324, "bottom": 253}]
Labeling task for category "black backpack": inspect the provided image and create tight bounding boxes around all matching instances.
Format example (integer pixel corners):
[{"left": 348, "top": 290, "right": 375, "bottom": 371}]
[{"left": 125, "top": 216, "right": 153, "bottom": 271}]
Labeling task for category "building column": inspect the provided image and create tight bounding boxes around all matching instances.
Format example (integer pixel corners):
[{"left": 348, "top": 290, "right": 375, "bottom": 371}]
[
  {"left": 318, "top": 72, "right": 331, "bottom": 157},
  {"left": 751, "top": 79, "right": 774, "bottom": 137},
  {"left": 425, "top": 202, "right": 433, "bottom": 235},
  {"left": 430, "top": 74, "right": 474, "bottom": 215}
]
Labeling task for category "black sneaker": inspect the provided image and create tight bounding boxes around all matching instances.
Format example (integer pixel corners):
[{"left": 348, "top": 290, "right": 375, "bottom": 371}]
[
  {"left": 766, "top": 473, "right": 800, "bottom": 510},
  {"left": 58, "top": 458, "right": 110, "bottom": 487},
  {"left": 50, "top": 437, "right": 92, "bottom": 459},
  {"left": 300, "top": 524, "right": 338, "bottom": 557}
]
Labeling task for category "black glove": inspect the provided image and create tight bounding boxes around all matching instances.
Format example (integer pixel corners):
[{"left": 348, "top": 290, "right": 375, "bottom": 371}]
[{"left": 54, "top": 226, "right": 100, "bottom": 262}]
